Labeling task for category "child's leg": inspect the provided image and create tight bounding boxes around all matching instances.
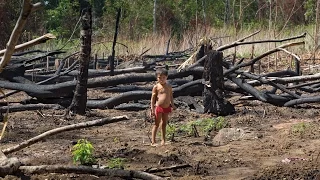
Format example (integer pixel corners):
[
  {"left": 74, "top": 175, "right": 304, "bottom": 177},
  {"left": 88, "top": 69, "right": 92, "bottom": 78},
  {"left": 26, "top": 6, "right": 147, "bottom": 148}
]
[
  {"left": 161, "top": 113, "right": 169, "bottom": 145},
  {"left": 151, "top": 112, "right": 162, "bottom": 145}
]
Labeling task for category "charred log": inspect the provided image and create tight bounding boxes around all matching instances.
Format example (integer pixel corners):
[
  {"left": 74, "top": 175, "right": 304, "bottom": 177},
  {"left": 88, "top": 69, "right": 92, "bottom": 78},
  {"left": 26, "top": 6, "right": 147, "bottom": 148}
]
[
  {"left": 114, "top": 103, "right": 149, "bottom": 111},
  {"left": 68, "top": 2, "right": 92, "bottom": 115},
  {"left": 284, "top": 96, "right": 320, "bottom": 107},
  {"left": 87, "top": 80, "right": 203, "bottom": 109},
  {"left": 0, "top": 104, "right": 63, "bottom": 113}
]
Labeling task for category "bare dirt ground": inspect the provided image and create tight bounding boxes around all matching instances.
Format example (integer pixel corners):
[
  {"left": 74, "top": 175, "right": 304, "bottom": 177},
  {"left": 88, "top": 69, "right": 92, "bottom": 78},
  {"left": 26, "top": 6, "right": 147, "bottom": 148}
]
[{"left": 1, "top": 88, "right": 320, "bottom": 180}]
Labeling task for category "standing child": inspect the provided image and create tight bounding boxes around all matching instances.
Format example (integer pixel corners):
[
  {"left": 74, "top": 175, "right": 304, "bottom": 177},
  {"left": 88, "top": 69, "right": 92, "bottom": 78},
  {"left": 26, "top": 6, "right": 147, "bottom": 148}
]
[{"left": 150, "top": 68, "right": 176, "bottom": 146}]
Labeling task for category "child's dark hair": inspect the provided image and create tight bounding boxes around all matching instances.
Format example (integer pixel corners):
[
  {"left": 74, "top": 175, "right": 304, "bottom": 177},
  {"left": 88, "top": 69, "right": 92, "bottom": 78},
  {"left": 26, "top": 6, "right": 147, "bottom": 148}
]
[{"left": 155, "top": 68, "right": 168, "bottom": 76}]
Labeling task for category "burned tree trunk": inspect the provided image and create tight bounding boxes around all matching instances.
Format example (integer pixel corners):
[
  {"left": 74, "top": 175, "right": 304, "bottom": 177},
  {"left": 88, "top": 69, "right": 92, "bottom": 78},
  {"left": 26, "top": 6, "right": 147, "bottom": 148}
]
[
  {"left": 109, "top": 8, "right": 121, "bottom": 76},
  {"left": 68, "top": 1, "right": 92, "bottom": 115},
  {"left": 203, "top": 50, "right": 235, "bottom": 115}
]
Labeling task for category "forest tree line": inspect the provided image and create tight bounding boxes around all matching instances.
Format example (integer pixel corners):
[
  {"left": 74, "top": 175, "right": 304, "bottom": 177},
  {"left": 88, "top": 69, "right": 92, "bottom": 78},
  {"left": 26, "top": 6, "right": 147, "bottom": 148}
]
[{"left": 0, "top": 0, "right": 318, "bottom": 49}]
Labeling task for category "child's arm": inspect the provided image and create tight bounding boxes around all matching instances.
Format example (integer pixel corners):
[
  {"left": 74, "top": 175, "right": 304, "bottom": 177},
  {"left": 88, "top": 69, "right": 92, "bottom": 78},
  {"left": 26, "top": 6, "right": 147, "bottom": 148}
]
[{"left": 150, "top": 85, "right": 157, "bottom": 116}]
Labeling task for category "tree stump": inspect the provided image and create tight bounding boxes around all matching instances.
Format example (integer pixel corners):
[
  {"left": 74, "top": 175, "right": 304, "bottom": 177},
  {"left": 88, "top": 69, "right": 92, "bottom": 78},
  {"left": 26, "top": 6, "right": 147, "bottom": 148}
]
[{"left": 202, "top": 50, "right": 235, "bottom": 115}]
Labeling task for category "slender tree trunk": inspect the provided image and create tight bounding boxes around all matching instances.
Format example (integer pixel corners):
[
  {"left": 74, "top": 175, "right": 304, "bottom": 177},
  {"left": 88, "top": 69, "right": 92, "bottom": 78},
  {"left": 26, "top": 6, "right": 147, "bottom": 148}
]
[
  {"left": 224, "top": 0, "right": 230, "bottom": 27},
  {"left": 68, "top": 0, "right": 92, "bottom": 115},
  {"left": 153, "top": 0, "right": 157, "bottom": 34},
  {"left": 315, "top": 0, "right": 320, "bottom": 61},
  {"left": 201, "top": 0, "right": 206, "bottom": 27},
  {"left": 268, "top": 0, "right": 272, "bottom": 70},
  {"left": 109, "top": 8, "right": 121, "bottom": 76}
]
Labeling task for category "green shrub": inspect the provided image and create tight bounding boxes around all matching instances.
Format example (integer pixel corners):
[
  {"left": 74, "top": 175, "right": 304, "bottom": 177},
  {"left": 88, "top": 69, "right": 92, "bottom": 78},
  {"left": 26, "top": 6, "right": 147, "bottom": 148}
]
[
  {"left": 108, "top": 158, "right": 126, "bottom": 169},
  {"left": 291, "top": 122, "right": 310, "bottom": 136},
  {"left": 179, "top": 117, "right": 227, "bottom": 136},
  {"left": 72, "top": 139, "right": 96, "bottom": 165}
]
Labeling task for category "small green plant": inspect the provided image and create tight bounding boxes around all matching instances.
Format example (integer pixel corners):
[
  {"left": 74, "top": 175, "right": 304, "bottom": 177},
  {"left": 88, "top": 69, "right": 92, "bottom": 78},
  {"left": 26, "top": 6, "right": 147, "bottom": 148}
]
[
  {"left": 179, "top": 117, "right": 227, "bottom": 136},
  {"left": 291, "top": 122, "right": 310, "bottom": 136},
  {"left": 179, "top": 121, "right": 198, "bottom": 137},
  {"left": 72, "top": 139, "right": 96, "bottom": 165},
  {"left": 166, "top": 123, "right": 177, "bottom": 141},
  {"left": 113, "top": 137, "right": 120, "bottom": 143},
  {"left": 157, "top": 123, "right": 177, "bottom": 141},
  {"left": 107, "top": 158, "right": 126, "bottom": 169}
]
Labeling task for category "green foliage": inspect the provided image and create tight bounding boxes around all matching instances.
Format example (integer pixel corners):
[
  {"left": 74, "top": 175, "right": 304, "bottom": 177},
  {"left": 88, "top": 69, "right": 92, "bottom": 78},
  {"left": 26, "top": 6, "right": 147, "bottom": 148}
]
[
  {"left": 45, "top": 0, "right": 80, "bottom": 39},
  {"left": 304, "top": 0, "right": 316, "bottom": 23},
  {"left": 196, "top": 117, "right": 227, "bottom": 134},
  {"left": 166, "top": 123, "right": 177, "bottom": 141},
  {"left": 107, "top": 158, "right": 126, "bottom": 169},
  {"left": 179, "top": 117, "right": 227, "bottom": 136},
  {"left": 179, "top": 121, "right": 197, "bottom": 136},
  {"left": 291, "top": 122, "right": 310, "bottom": 136},
  {"left": 72, "top": 139, "right": 96, "bottom": 165},
  {"left": 113, "top": 137, "right": 120, "bottom": 143},
  {"left": 157, "top": 123, "right": 177, "bottom": 141}
]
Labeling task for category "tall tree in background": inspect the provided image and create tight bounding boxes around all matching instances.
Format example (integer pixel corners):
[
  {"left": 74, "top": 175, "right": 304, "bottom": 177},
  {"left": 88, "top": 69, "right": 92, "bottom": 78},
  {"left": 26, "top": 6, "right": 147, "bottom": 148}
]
[
  {"left": 91, "top": 0, "right": 104, "bottom": 28},
  {"left": 68, "top": 0, "right": 92, "bottom": 115},
  {"left": 153, "top": 0, "right": 157, "bottom": 34},
  {"left": 0, "top": 1, "right": 21, "bottom": 49},
  {"left": 45, "top": 0, "right": 79, "bottom": 38},
  {"left": 315, "top": 0, "right": 320, "bottom": 51},
  {"left": 224, "top": 0, "right": 230, "bottom": 27}
]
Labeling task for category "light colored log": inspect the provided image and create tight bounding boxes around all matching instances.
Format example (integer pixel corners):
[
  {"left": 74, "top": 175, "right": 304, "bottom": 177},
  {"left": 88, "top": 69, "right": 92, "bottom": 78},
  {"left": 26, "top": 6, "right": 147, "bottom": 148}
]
[
  {"left": 2, "top": 116, "right": 129, "bottom": 155},
  {"left": 19, "top": 165, "right": 164, "bottom": 180}
]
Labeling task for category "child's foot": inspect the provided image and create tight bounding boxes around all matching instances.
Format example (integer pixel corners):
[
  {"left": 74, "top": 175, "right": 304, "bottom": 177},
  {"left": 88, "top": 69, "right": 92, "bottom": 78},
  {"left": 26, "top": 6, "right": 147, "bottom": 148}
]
[
  {"left": 161, "top": 141, "right": 165, "bottom": 146},
  {"left": 151, "top": 143, "right": 158, "bottom": 147}
]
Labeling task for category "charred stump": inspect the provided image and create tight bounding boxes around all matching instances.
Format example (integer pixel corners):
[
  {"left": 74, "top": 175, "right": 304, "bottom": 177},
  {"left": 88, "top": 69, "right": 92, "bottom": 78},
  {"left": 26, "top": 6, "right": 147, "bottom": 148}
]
[
  {"left": 68, "top": 2, "right": 92, "bottom": 115},
  {"left": 203, "top": 50, "right": 235, "bottom": 115}
]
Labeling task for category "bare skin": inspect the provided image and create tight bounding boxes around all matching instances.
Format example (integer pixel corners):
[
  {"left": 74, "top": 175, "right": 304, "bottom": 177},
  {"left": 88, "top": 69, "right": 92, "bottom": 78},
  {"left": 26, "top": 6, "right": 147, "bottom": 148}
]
[{"left": 150, "top": 74, "right": 176, "bottom": 146}]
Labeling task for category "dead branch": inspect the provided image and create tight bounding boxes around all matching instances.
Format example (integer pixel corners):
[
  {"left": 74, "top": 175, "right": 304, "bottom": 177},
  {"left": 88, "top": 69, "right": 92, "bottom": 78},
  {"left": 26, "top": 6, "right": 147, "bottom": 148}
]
[
  {"left": 223, "top": 41, "right": 305, "bottom": 76},
  {"left": 235, "top": 30, "right": 261, "bottom": 42},
  {"left": 145, "top": 164, "right": 192, "bottom": 173},
  {"left": 1, "top": 115, "right": 129, "bottom": 155},
  {"left": 0, "top": 104, "right": 63, "bottom": 113},
  {"left": 0, "top": 151, "right": 20, "bottom": 177},
  {"left": 0, "top": 34, "right": 56, "bottom": 57},
  {"left": 268, "top": 72, "right": 320, "bottom": 84},
  {"left": 0, "top": 0, "right": 43, "bottom": 72},
  {"left": 217, "top": 33, "right": 306, "bottom": 51},
  {"left": 19, "top": 165, "right": 164, "bottom": 180},
  {"left": 284, "top": 96, "right": 320, "bottom": 107},
  {"left": 0, "top": 67, "right": 203, "bottom": 99}
]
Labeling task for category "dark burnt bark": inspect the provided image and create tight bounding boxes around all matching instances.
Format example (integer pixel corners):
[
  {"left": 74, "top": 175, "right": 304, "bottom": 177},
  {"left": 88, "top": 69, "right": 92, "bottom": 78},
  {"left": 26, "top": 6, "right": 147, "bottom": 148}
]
[
  {"left": 109, "top": 8, "right": 121, "bottom": 76},
  {"left": 0, "top": 67, "right": 203, "bottom": 99},
  {"left": 87, "top": 80, "right": 203, "bottom": 109},
  {"left": 202, "top": 50, "right": 235, "bottom": 115},
  {"left": 68, "top": 2, "right": 92, "bottom": 115}
]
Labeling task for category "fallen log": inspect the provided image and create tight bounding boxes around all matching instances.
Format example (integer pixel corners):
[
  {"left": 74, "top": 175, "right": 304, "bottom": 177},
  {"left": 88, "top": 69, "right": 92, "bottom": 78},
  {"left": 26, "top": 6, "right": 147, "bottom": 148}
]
[
  {"left": 0, "top": 67, "right": 203, "bottom": 99},
  {"left": 0, "top": 104, "right": 63, "bottom": 113},
  {"left": 87, "top": 79, "right": 203, "bottom": 109},
  {"left": 223, "top": 41, "right": 305, "bottom": 76},
  {"left": 0, "top": 152, "right": 20, "bottom": 177},
  {"left": 284, "top": 96, "right": 320, "bottom": 107},
  {"left": 145, "top": 163, "right": 192, "bottom": 173},
  {"left": 19, "top": 165, "right": 164, "bottom": 180},
  {"left": 25, "top": 66, "right": 149, "bottom": 82},
  {"left": 114, "top": 103, "right": 149, "bottom": 111},
  {"left": 217, "top": 32, "right": 306, "bottom": 51},
  {"left": 103, "top": 79, "right": 190, "bottom": 93},
  {"left": 2, "top": 115, "right": 128, "bottom": 155},
  {"left": 0, "top": 64, "right": 78, "bottom": 99}
]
